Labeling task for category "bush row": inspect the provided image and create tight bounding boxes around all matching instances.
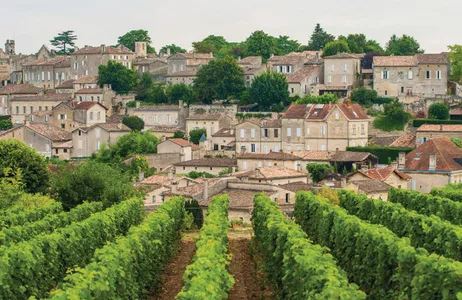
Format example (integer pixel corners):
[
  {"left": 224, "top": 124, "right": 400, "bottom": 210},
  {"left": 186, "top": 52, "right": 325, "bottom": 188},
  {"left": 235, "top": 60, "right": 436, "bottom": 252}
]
[
  {"left": 294, "top": 191, "right": 462, "bottom": 299},
  {"left": 346, "top": 146, "right": 414, "bottom": 164},
  {"left": 177, "top": 194, "right": 234, "bottom": 299},
  {"left": 389, "top": 188, "right": 462, "bottom": 225},
  {"left": 0, "top": 202, "right": 103, "bottom": 247},
  {"left": 0, "top": 201, "right": 62, "bottom": 229},
  {"left": 339, "top": 190, "right": 462, "bottom": 261},
  {"left": 49, "top": 196, "right": 185, "bottom": 299},
  {"left": 413, "top": 118, "right": 462, "bottom": 127},
  {"left": 431, "top": 184, "right": 462, "bottom": 202},
  {"left": 0, "top": 197, "right": 145, "bottom": 299},
  {"left": 252, "top": 193, "right": 366, "bottom": 299}
]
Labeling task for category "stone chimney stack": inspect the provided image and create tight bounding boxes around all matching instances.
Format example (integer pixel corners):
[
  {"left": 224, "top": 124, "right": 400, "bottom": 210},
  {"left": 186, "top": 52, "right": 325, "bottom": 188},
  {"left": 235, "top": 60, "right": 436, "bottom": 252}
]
[
  {"left": 167, "top": 48, "right": 171, "bottom": 56},
  {"left": 136, "top": 101, "right": 140, "bottom": 109},
  {"left": 168, "top": 169, "right": 173, "bottom": 181},
  {"left": 429, "top": 153, "right": 437, "bottom": 170},
  {"left": 178, "top": 100, "right": 184, "bottom": 109},
  {"left": 100, "top": 44, "right": 106, "bottom": 53},
  {"left": 135, "top": 42, "right": 147, "bottom": 58},
  {"left": 171, "top": 181, "right": 178, "bottom": 194},
  {"left": 203, "top": 176, "right": 209, "bottom": 201},
  {"left": 138, "top": 171, "right": 145, "bottom": 182},
  {"left": 341, "top": 177, "right": 347, "bottom": 188},
  {"left": 398, "top": 152, "right": 406, "bottom": 169}
]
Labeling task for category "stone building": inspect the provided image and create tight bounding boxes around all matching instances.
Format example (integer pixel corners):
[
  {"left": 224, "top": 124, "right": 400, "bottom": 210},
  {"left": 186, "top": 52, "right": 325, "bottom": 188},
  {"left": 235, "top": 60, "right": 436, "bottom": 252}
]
[
  {"left": 211, "top": 128, "right": 235, "bottom": 151},
  {"left": 238, "top": 56, "right": 265, "bottom": 87},
  {"left": 72, "top": 101, "right": 108, "bottom": 127},
  {"left": 0, "top": 48, "right": 10, "bottom": 84},
  {"left": 235, "top": 119, "right": 282, "bottom": 153},
  {"left": 70, "top": 45, "right": 134, "bottom": 79},
  {"left": 186, "top": 114, "right": 233, "bottom": 150},
  {"left": 173, "top": 158, "right": 237, "bottom": 175},
  {"left": 166, "top": 52, "right": 214, "bottom": 85},
  {"left": 23, "top": 123, "right": 73, "bottom": 159},
  {"left": 373, "top": 53, "right": 449, "bottom": 98},
  {"left": 416, "top": 124, "right": 462, "bottom": 146},
  {"left": 320, "top": 53, "right": 361, "bottom": 97},
  {"left": 133, "top": 103, "right": 184, "bottom": 130},
  {"left": 348, "top": 165, "right": 411, "bottom": 189},
  {"left": 0, "top": 84, "right": 42, "bottom": 116},
  {"left": 287, "top": 64, "right": 323, "bottom": 96},
  {"left": 157, "top": 138, "right": 200, "bottom": 162},
  {"left": 22, "top": 56, "right": 71, "bottom": 89}
]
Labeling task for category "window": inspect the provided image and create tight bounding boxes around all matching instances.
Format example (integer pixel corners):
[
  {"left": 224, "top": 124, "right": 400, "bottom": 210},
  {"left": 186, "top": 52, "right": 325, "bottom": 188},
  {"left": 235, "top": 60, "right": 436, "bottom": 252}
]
[
  {"left": 23, "top": 106, "right": 26, "bottom": 114},
  {"left": 85, "top": 70, "right": 89, "bottom": 76},
  {"left": 342, "top": 75, "right": 347, "bottom": 83},
  {"left": 296, "top": 145, "right": 301, "bottom": 151},
  {"left": 90, "top": 112, "right": 94, "bottom": 120},
  {"left": 95, "top": 127, "right": 101, "bottom": 138},
  {"left": 91, "top": 96, "right": 94, "bottom": 102},
  {"left": 30, "top": 106, "right": 33, "bottom": 113},
  {"left": 258, "top": 161, "right": 262, "bottom": 167},
  {"left": 263, "top": 145, "right": 268, "bottom": 153},
  {"left": 306, "top": 144, "right": 311, "bottom": 150},
  {"left": 385, "top": 90, "right": 388, "bottom": 96},
  {"left": 296, "top": 128, "right": 301, "bottom": 137},
  {"left": 361, "top": 124, "right": 365, "bottom": 135},
  {"left": 251, "top": 144, "right": 256, "bottom": 152},
  {"left": 240, "top": 129, "right": 245, "bottom": 138},
  {"left": 243, "top": 161, "right": 247, "bottom": 170},
  {"left": 287, "top": 128, "right": 291, "bottom": 137},
  {"left": 285, "top": 193, "right": 289, "bottom": 204},
  {"left": 97, "top": 112, "right": 101, "bottom": 120},
  {"left": 61, "top": 124, "right": 65, "bottom": 129},
  {"left": 274, "top": 129, "right": 279, "bottom": 138},
  {"left": 335, "top": 112, "right": 339, "bottom": 120},
  {"left": 96, "top": 141, "right": 101, "bottom": 150},
  {"left": 408, "top": 70, "right": 413, "bottom": 79},
  {"left": 421, "top": 137, "right": 427, "bottom": 144},
  {"left": 274, "top": 145, "right": 279, "bottom": 152},
  {"left": 352, "top": 124, "right": 357, "bottom": 135},
  {"left": 426, "top": 70, "right": 431, "bottom": 79},
  {"left": 250, "top": 128, "right": 255, "bottom": 138},
  {"left": 77, "top": 139, "right": 83, "bottom": 149},
  {"left": 437, "top": 70, "right": 442, "bottom": 80},
  {"left": 320, "top": 144, "right": 326, "bottom": 151},
  {"left": 343, "top": 64, "right": 347, "bottom": 72},
  {"left": 382, "top": 71, "right": 390, "bottom": 79},
  {"left": 330, "top": 64, "right": 334, "bottom": 72},
  {"left": 16, "top": 106, "right": 19, "bottom": 114},
  {"left": 327, "top": 76, "right": 332, "bottom": 83},
  {"left": 47, "top": 72, "right": 51, "bottom": 81},
  {"left": 55, "top": 73, "right": 59, "bottom": 80},
  {"left": 306, "top": 127, "right": 311, "bottom": 135},
  {"left": 287, "top": 145, "right": 292, "bottom": 150},
  {"left": 263, "top": 128, "right": 269, "bottom": 138},
  {"left": 321, "top": 125, "right": 326, "bottom": 136},
  {"left": 167, "top": 114, "right": 171, "bottom": 123}
]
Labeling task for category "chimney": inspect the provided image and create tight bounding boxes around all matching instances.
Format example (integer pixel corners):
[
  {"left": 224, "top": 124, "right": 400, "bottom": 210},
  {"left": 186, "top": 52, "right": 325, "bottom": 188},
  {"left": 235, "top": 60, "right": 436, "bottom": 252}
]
[
  {"left": 346, "top": 99, "right": 352, "bottom": 107},
  {"left": 178, "top": 100, "right": 183, "bottom": 109},
  {"left": 100, "top": 44, "right": 106, "bottom": 53},
  {"left": 171, "top": 181, "right": 178, "bottom": 194},
  {"left": 168, "top": 169, "right": 173, "bottom": 181},
  {"left": 429, "top": 153, "right": 437, "bottom": 170},
  {"left": 167, "top": 48, "right": 171, "bottom": 56},
  {"left": 209, "top": 52, "right": 213, "bottom": 57},
  {"left": 398, "top": 152, "right": 406, "bottom": 169},
  {"left": 74, "top": 46, "right": 79, "bottom": 52},
  {"left": 136, "top": 101, "right": 140, "bottom": 108},
  {"left": 440, "top": 124, "right": 443, "bottom": 131},
  {"left": 360, "top": 164, "right": 368, "bottom": 173},
  {"left": 341, "top": 177, "right": 347, "bottom": 188},
  {"left": 203, "top": 176, "right": 209, "bottom": 201},
  {"left": 138, "top": 171, "right": 145, "bottom": 182}
]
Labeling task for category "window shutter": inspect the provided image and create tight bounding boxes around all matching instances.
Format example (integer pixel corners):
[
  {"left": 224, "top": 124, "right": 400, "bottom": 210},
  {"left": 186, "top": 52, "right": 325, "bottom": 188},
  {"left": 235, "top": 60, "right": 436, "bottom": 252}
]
[{"left": 381, "top": 71, "right": 384, "bottom": 79}]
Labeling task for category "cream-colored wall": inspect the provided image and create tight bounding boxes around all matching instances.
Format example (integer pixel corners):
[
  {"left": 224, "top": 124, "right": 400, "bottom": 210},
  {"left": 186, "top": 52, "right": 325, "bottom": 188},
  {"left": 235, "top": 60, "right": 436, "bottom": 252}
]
[
  {"left": 405, "top": 172, "right": 450, "bottom": 193},
  {"left": 384, "top": 173, "right": 409, "bottom": 189},
  {"left": 324, "top": 57, "right": 360, "bottom": 86},
  {"left": 174, "top": 165, "right": 235, "bottom": 175},
  {"left": 52, "top": 147, "right": 72, "bottom": 160},
  {"left": 10, "top": 99, "right": 64, "bottom": 124},
  {"left": 282, "top": 118, "right": 305, "bottom": 151},
  {"left": 212, "top": 136, "right": 235, "bottom": 150},
  {"left": 158, "top": 141, "right": 193, "bottom": 161},
  {"left": 85, "top": 105, "right": 106, "bottom": 126},
  {"left": 0, "top": 127, "right": 24, "bottom": 142},
  {"left": 235, "top": 121, "right": 282, "bottom": 153},
  {"left": 249, "top": 176, "right": 307, "bottom": 185},
  {"left": 186, "top": 119, "right": 220, "bottom": 149},
  {"left": 72, "top": 127, "right": 128, "bottom": 157},
  {"left": 238, "top": 158, "right": 299, "bottom": 171},
  {"left": 134, "top": 110, "right": 179, "bottom": 127},
  {"left": 416, "top": 131, "right": 462, "bottom": 146}
]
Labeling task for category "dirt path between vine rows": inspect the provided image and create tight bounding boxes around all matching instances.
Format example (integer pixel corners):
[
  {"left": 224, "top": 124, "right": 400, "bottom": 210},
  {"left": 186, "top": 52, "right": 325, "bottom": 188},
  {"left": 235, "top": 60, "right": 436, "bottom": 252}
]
[
  {"left": 149, "top": 233, "right": 197, "bottom": 300},
  {"left": 227, "top": 230, "right": 275, "bottom": 300}
]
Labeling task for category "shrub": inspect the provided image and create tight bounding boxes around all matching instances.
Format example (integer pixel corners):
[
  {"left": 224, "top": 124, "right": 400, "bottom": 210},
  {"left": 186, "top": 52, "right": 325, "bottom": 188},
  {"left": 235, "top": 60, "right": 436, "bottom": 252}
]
[
  {"left": 431, "top": 183, "right": 462, "bottom": 202},
  {"left": 122, "top": 115, "right": 145, "bottom": 131},
  {"left": 346, "top": 145, "right": 414, "bottom": 164},
  {"left": 306, "top": 163, "right": 334, "bottom": 182},
  {"left": 428, "top": 102, "right": 450, "bottom": 120},
  {"left": 185, "top": 171, "right": 216, "bottom": 179},
  {"left": 189, "top": 128, "right": 206, "bottom": 145},
  {"left": 173, "top": 130, "right": 186, "bottom": 139},
  {"left": 0, "top": 200, "right": 62, "bottom": 229},
  {"left": 413, "top": 118, "right": 462, "bottom": 127}
]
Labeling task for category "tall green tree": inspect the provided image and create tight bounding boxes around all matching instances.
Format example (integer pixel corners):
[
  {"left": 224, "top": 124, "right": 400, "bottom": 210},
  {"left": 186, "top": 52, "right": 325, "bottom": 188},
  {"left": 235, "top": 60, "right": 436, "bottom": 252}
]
[
  {"left": 122, "top": 116, "right": 145, "bottom": 131},
  {"left": 189, "top": 129, "right": 206, "bottom": 145},
  {"left": 50, "top": 30, "right": 77, "bottom": 54},
  {"left": 245, "top": 30, "right": 276, "bottom": 61},
  {"left": 159, "top": 44, "right": 187, "bottom": 55},
  {"left": 216, "top": 42, "right": 246, "bottom": 59},
  {"left": 275, "top": 35, "right": 301, "bottom": 55},
  {"left": 249, "top": 71, "right": 289, "bottom": 111},
  {"left": 386, "top": 34, "right": 424, "bottom": 56},
  {"left": 165, "top": 83, "right": 194, "bottom": 104},
  {"left": 322, "top": 40, "right": 350, "bottom": 57},
  {"left": 0, "top": 139, "right": 50, "bottom": 194},
  {"left": 428, "top": 103, "right": 450, "bottom": 120},
  {"left": 98, "top": 61, "right": 139, "bottom": 94},
  {"left": 306, "top": 24, "right": 335, "bottom": 51},
  {"left": 193, "top": 56, "right": 245, "bottom": 103},
  {"left": 448, "top": 44, "right": 462, "bottom": 84},
  {"left": 117, "top": 29, "right": 156, "bottom": 54},
  {"left": 193, "top": 35, "right": 228, "bottom": 55},
  {"left": 0, "top": 119, "right": 13, "bottom": 130}
]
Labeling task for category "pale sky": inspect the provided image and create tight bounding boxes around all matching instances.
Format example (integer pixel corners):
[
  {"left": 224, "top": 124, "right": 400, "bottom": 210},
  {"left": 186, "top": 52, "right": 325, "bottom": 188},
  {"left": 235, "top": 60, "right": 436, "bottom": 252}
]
[{"left": 1, "top": 0, "right": 460, "bottom": 55}]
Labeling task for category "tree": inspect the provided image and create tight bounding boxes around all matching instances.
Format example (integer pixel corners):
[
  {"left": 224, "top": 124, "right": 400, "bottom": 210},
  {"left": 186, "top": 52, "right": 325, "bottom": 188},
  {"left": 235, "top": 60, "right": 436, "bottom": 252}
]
[
  {"left": 295, "top": 94, "right": 338, "bottom": 104},
  {"left": 307, "top": 163, "right": 334, "bottom": 183},
  {"left": 145, "top": 83, "right": 168, "bottom": 103},
  {"left": 428, "top": 102, "right": 450, "bottom": 120},
  {"left": 0, "top": 168, "right": 24, "bottom": 210},
  {"left": 338, "top": 34, "right": 384, "bottom": 54},
  {"left": 351, "top": 88, "right": 379, "bottom": 106},
  {"left": 306, "top": 24, "right": 335, "bottom": 51},
  {"left": 192, "top": 41, "right": 216, "bottom": 54},
  {"left": 159, "top": 44, "right": 187, "bottom": 55},
  {"left": 451, "top": 138, "right": 462, "bottom": 148},
  {"left": 51, "top": 161, "right": 138, "bottom": 210},
  {"left": 448, "top": 44, "right": 462, "bottom": 84},
  {"left": 189, "top": 129, "right": 206, "bottom": 145},
  {"left": 122, "top": 116, "right": 145, "bottom": 131},
  {"left": 135, "top": 73, "right": 154, "bottom": 100},
  {"left": 322, "top": 40, "right": 350, "bottom": 57},
  {"left": 244, "top": 30, "right": 276, "bottom": 61},
  {"left": 365, "top": 40, "right": 384, "bottom": 54},
  {"left": 275, "top": 35, "right": 301, "bottom": 55},
  {"left": 165, "top": 83, "right": 194, "bottom": 104},
  {"left": 373, "top": 99, "right": 411, "bottom": 131},
  {"left": 248, "top": 71, "right": 289, "bottom": 111},
  {"left": 126, "top": 155, "right": 155, "bottom": 179},
  {"left": 386, "top": 34, "right": 424, "bottom": 56},
  {"left": 173, "top": 130, "right": 186, "bottom": 139},
  {"left": 50, "top": 30, "right": 77, "bottom": 55},
  {"left": 0, "top": 139, "right": 50, "bottom": 194},
  {"left": 0, "top": 119, "right": 13, "bottom": 130},
  {"left": 193, "top": 56, "right": 245, "bottom": 103},
  {"left": 98, "top": 61, "right": 139, "bottom": 94},
  {"left": 216, "top": 42, "right": 246, "bottom": 59},
  {"left": 193, "top": 35, "right": 228, "bottom": 55},
  {"left": 117, "top": 29, "right": 156, "bottom": 54}
]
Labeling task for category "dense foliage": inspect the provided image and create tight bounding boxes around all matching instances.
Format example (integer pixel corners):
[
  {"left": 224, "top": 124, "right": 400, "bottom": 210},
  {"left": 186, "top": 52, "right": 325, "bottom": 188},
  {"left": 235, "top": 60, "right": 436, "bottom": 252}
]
[
  {"left": 189, "top": 128, "right": 206, "bottom": 145},
  {"left": 0, "top": 199, "right": 61, "bottom": 229},
  {"left": 306, "top": 163, "right": 334, "bottom": 183},
  {"left": 413, "top": 118, "right": 462, "bottom": 127},
  {"left": 173, "top": 130, "right": 186, "bottom": 139},
  {"left": 177, "top": 194, "right": 234, "bottom": 299},
  {"left": 373, "top": 99, "right": 411, "bottom": 132},
  {"left": 0, "top": 201, "right": 103, "bottom": 247},
  {"left": 339, "top": 190, "right": 462, "bottom": 261},
  {"left": 428, "top": 102, "right": 450, "bottom": 120},
  {"left": 431, "top": 183, "right": 462, "bottom": 202},
  {"left": 165, "top": 83, "right": 194, "bottom": 104},
  {"left": 248, "top": 71, "right": 289, "bottom": 111},
  {"left": 185, "top": 199, "right": 204, "bottom": 229},
  {"left": 0, "top": 139, "right": 50, "bottom": 194},
  {"left": 98, "top": 60, "right": 139, "bottom": 94},
  {"left": 389, "top": 188, "right": 462, "bottom": 225},
  {"left": 306, "top": 23, "right": 335, "bottom": 51},
  {"left": 122, "top": 115, "right": 145, "bottom": 131},
  {"left": 117, "top": 29, "right": 156, "bottom": 53},
  {"left": 346, "top": 145, "right": 414, "bottom": 164},
  {"left": 386, "top": 34, "right": 424, "bottom": 56},
  {"left": 294, "top": 191, "right": 462, "bottom": 299},
  {"left": 0, "top": 197, "right": 144, "bottom": 299},
  {"left": 0, "top": 119, "right": 12, "bottom": 130},
  {"left": 321, "top": 40, "right": 350, "bottom": 57},
  {"left": 159, "top": 44, "right": 186, "bottom": 55},
  {"left": 50, "top": 197, "right": 184, "bottom": 299},
  {"left": 50, "top": 30, "right": 77, "bottom": 54},
  {"left": 294, "top": 93, "right": 338, "bottom": 104},
  {"left": 449, "top": 44, "right": 462, "bottom": 84},
  {"left": 252, "top": 193, "right": 365, "bottom": 299},
  {"left": 351, "top": 88, "right": 392, "bottom": 107},
  {"left": 185, "top": 171, "right": 216, "bottom": 179}
]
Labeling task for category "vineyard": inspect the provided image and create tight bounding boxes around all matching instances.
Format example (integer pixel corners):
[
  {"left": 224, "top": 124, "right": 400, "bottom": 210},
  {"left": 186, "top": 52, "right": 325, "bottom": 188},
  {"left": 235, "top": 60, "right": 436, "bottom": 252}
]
[{"left": 1, "top": 186, "right": 462, "bottom": 299}]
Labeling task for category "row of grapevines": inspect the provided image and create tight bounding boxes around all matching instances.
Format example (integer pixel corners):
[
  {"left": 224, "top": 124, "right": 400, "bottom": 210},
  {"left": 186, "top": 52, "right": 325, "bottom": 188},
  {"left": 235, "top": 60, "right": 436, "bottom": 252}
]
[
  {"left": 177, "top": 194, "right": 234, "bottom": 299},
  {"left": 49, "top": 196, "right": 185, "bottom": 299},
  {"left": 0, "top": 201, "right": 103, "bottom": 247},
  {"left": 389, "top": 187, "right": 462, "bottom": 225},
  {"left": 294, "top": 191, "right": 462, "bottom": 299},
  {"left": 0, "top": 200, "right": 62, "bottom": 229},
  {"left": 252, "top": 193, "right": 366, "bottom": 299},
  {"left": 0, "top": 197, "right": 145, "bottom": 300},
  {"left": 431, "top": 184, "right": 462, "bottom": 202},
  {"left": 339, "top": 190, "right": 462, "bottom": 261}
]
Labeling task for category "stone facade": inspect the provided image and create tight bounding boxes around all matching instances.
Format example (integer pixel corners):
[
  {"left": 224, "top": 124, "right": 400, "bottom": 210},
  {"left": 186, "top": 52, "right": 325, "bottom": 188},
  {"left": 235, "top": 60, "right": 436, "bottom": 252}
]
[
  {"left": 10, "top": 93, "right": 73, "bottom": 124},
  {"left": 22, "top": 57, "right": 71, "bottom": 89},
  {"left": 133, "top": 104, "right": 182, "bottom": 129},
  {"left": 415, "top": 124, "right": 462, "bottom": 146},
  {"left": 235, "top": 119, "right": 282, "bottom": 153}
]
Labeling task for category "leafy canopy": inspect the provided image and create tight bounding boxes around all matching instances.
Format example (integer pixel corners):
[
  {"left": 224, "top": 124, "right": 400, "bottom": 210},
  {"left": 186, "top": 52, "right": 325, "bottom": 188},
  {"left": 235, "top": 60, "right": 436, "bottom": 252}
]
[
  {"left": 50, "top": 30, "right": 77, "bottom": 54},
  {"left": 322, "top": 40, "right": 350, "bottom": 57},
  {"left": 448, "top": 44, "right": 462, "bottom": 84},
  {"left": 373, "top": 99, "right": 411, "bottom": 132},
  {"left": 249, "top": 70, "right": 289, "bottom": 111},
  {"left": 159, "top": 44, "right": 187, "bottom": 55},
  {"left": 165, "top": 83, "right": 194, "bottom": 104},
  {"left": 245, "top": 30, "right": 277, "bottom": 61},
  {"left": 173, "top": 130, "right": 186, "bottom": 139},
  {"left": 294, "top": 93, "right": 338, "bottom": 104},
  {"left": 117, "top": 29, "right": 156, "bottom": 54},
  {"left": 306, "top": 24, "right": 335, "bottom": 51},
  {"left": 98, "top": 61, "right": 139, "bottom": 94},
  {"left": 122, "top": 116, "right": 145, "bottom": 131},
  {"left": 386, "top": 34, "right": 424, "bottom": 56},
  {"left": 0, "top": 119, "right": 13, "bottom": 130},
  {"left": 306, "top": 163, "right": 334, "bottom": 183},
  {"left": 428, "top": 102, "right": 450, "bottom": 120},
  {"left": 189, "top": 129, "right": 206, "bottom": 145}
]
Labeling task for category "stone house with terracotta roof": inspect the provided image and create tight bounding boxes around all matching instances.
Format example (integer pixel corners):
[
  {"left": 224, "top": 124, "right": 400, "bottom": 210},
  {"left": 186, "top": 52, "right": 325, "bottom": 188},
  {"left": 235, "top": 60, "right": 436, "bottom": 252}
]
[
  {"left": 70, "top": 45, "right": 134, "bottom": 79},
  {"left": 235, "top": 119, "right": 282, "bottom": 154},
  {"left": 373, "top": 53, "right": 448, "bottom": 98},
  {"left": 231, "top": 165, "right": 308, "bottom": 185},
  {"left": 345, "top": 180, "right": 391, "bottom": 201},
  {"left": 211, "top": 128, "right": 235, "bottom": 151},
  {"left": 287, "top": 64, "right": 323, "bottom": 96},
  {"left": 398, "top": 137, "right": 462, "bottom": 193},
  {"left": 0, "top": 84, "right": 42, "bottom": 116},
  {"left": 166, "top": 52, "right": 214, "bottom": 86},
  {"left": 72, "top": 123, "right": 130, "bottom": 158},
  {"left": 321, "top": 53, "right": 361, "bottom": 97},
  {"left": 23, "top": 123, "right": 73, "bottom": 159},
  {"left": 173, "top": 158, "right": 237, "bottom": 175},
  {"left": 22, "top": 56, "right": 71, "bottom": 89},
  {"left": 416, "top": 124, "right": 462, "bottom": 146},
  {"left": 186, "top": 114, "right": 233, "bottom": 150},
  {"left": 133, "top": 102, "right": 185, "bottom": 130},
  {"left": 238, "top": 56, "right": 265, "bottom": 87},
  {"left": 157, "top": 138, "right": 200, "bottom": 162},
  {"left": 72, "top": 101, "right": 107, "bottom": 127},
  {"left": 348, "top": 164, "right": 411, "bottom": 189}
]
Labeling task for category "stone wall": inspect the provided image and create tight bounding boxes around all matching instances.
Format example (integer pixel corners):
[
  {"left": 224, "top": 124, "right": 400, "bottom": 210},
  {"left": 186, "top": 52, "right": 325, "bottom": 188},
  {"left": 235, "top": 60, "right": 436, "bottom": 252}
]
[{"left": 124, "top": 153, "right": 181, "bottom": 171}]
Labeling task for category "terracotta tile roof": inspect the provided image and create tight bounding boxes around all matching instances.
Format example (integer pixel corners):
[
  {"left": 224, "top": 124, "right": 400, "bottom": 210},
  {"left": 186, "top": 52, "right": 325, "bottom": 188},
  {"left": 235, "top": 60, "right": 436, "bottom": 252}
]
[
  {"left": 106, "top": 115, "right": 125, "bottom": 124},
  {"left": 74, "top": 76, "right": 98, "bottom": 84},
  {"left": 323, "top": 52, "right": 360, "bottom": 59},
  {"left": 282, "top": 104, "right": 309, "bottom": 119},
  {"left": 286, "top": 65, "right": 320, "bottom": 83},
  {"left": 26, "top": 123, "right": 72, "bottom": 142},
  {"left": 72, "top": 45, "right": 133, "bottom": 55},
  {"left": 141, "top": 174, "right": 191, "bottom": 187},
  {"left": 417, "top": 124, "right": 462, "bottom": 132},
  {"left": 350, "top": 180, "right": 391, "bottom": 193},
  {"left": 282, "top": 103, "right": 368, "bottom": 121},
  {"left": 390, "top": 133, "right": 416, "bottom": 148},
  {"left": 75, "top": 88, "right": 103, "bottom": 94},
  {"left": 181, "top": 53, "right": 214, "bottom": 59},
  {"left": 0, "top": 84, "right": 42, "bottom": 95},
  {"left": 288, "top": 51, "right": 322, "bottom": 57},
  {"left": 23, "top": 56, "right": 70, "bottom": 67},
  {"left": 369, "top": 135, "right": 401, "bottom": 146},
  {"left": 331, "top": 151, "right": 377, "bottom": 162},
  {"left": 212, "top": 128, "right": 235, "bottom": 137},
  {"left": 186, "top": 114, "right": 221, "bottom": 121},
  {"left": 174, "top": 158, "right": 236, "bottom": 167},
  {"left": 238, "top": 151, "right": 300, "bottom": 161},
  {"left": 91, "top": 123, "right": 131, "bottom": 132},
  {"left": 416, "top": 53, "right": 448, "bottom": 65},
  {"left": 55, "top": 80, "right": 75, "bottom": 89},
  {"left": 365, "top": 166, "right": 411, "bottom": 181},
  {"left": 268, "top": 55, "right": 309, "bottom": 65},
  {"left": 305, "top": 104, "right": 334, "bottom": 120},
  {"left": 30, "top": 110, "right": 52, "bottom": 116},
  {"left": 10, "top": 93, "right": 73, "bottom": 102},
  {"left": 336, "top": 103, "right": 369, "bottom": 120},
  {"left": 166, "top": 71, "right": 197, "bottom": 77},
  {"left": 238, "top": 56, "right": 261, "bottom": 65},
  {"left": 73, "top": 101, "right": 108, "bottom": 110},
  {"left": 404, "top": 137, "right": 462, "bottom": 172},
  {"left": 279, "top": 181, "right": 313, "bottom": 193},
  {"left": 291, "top": 150, "right": 330, "bottom": 161},
  {"left": 164, "top": 178, "right": 220, "bottom": 198},
  {"left": 135, "top": 105, "right": 179, "bottom": 111},
  {"left": 148, "top": 126, "right": 183, "bottom": 133},
  {"left": 162, "top": 138, "right": 194, "bottom": 148},
  {"left": 243, "top": 67, "right": 265, "bottom": 76},
  {"left": 373, "top": 56, "right": 418, "bottom": 67},
  {"left": 318, "top": 85, "right": 349, "bottom": 91},
  {"left": 53, "top": 140, "right": 73, "bottom": 148},
  {"left": 202, "top": 189, "right": 277, "bottom": 209},
  {"left": 250, "top": 166, "right": 306, "bottom": 180},
  {"left": 242, "top": 118, "right": 281, "bottom": 128}
]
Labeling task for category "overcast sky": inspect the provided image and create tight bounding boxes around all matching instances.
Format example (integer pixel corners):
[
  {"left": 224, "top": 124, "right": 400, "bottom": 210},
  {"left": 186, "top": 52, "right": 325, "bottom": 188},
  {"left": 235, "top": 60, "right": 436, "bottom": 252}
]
[{"left": 1, "top": 0, "right": 460, "bottom": 54}]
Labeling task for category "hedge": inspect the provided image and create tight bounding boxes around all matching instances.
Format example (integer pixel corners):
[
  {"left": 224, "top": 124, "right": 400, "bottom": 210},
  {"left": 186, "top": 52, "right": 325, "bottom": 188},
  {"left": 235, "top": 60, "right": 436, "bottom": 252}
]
[
  {"left": 0, "top": 201, "right": 63, "bottom": 229},
  {"left": 294, "top": 191, "right": 462, "bottom": 299},
  {"left": 339, "top": 190, "right": 462, "bottom": 261},
  {"left": 413, "top": 118, "right": 462, "bottom": 127},
  {"left": 431, "top": 184, "right": 462, "bottom": 202},
  {"left": 0, "top": 202, "right": 103, "bottom": 247},
  {"left": 389, "top": 188, "right": 462, "bottom": 225},
  {"left": 49, "top": 196, "right": 185, "bottom": 299},
  {"left": 346, "top": 146, "right": 414, "bottom": 164},
  {"left": 252, "top": 193, "right": 366, "bottom": 299},
  {"left": 177, "top": 194, "right": 234, "bottom": 299},
  {"left": 0, "top": 197, "right": 145, "bottom": 299}
]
